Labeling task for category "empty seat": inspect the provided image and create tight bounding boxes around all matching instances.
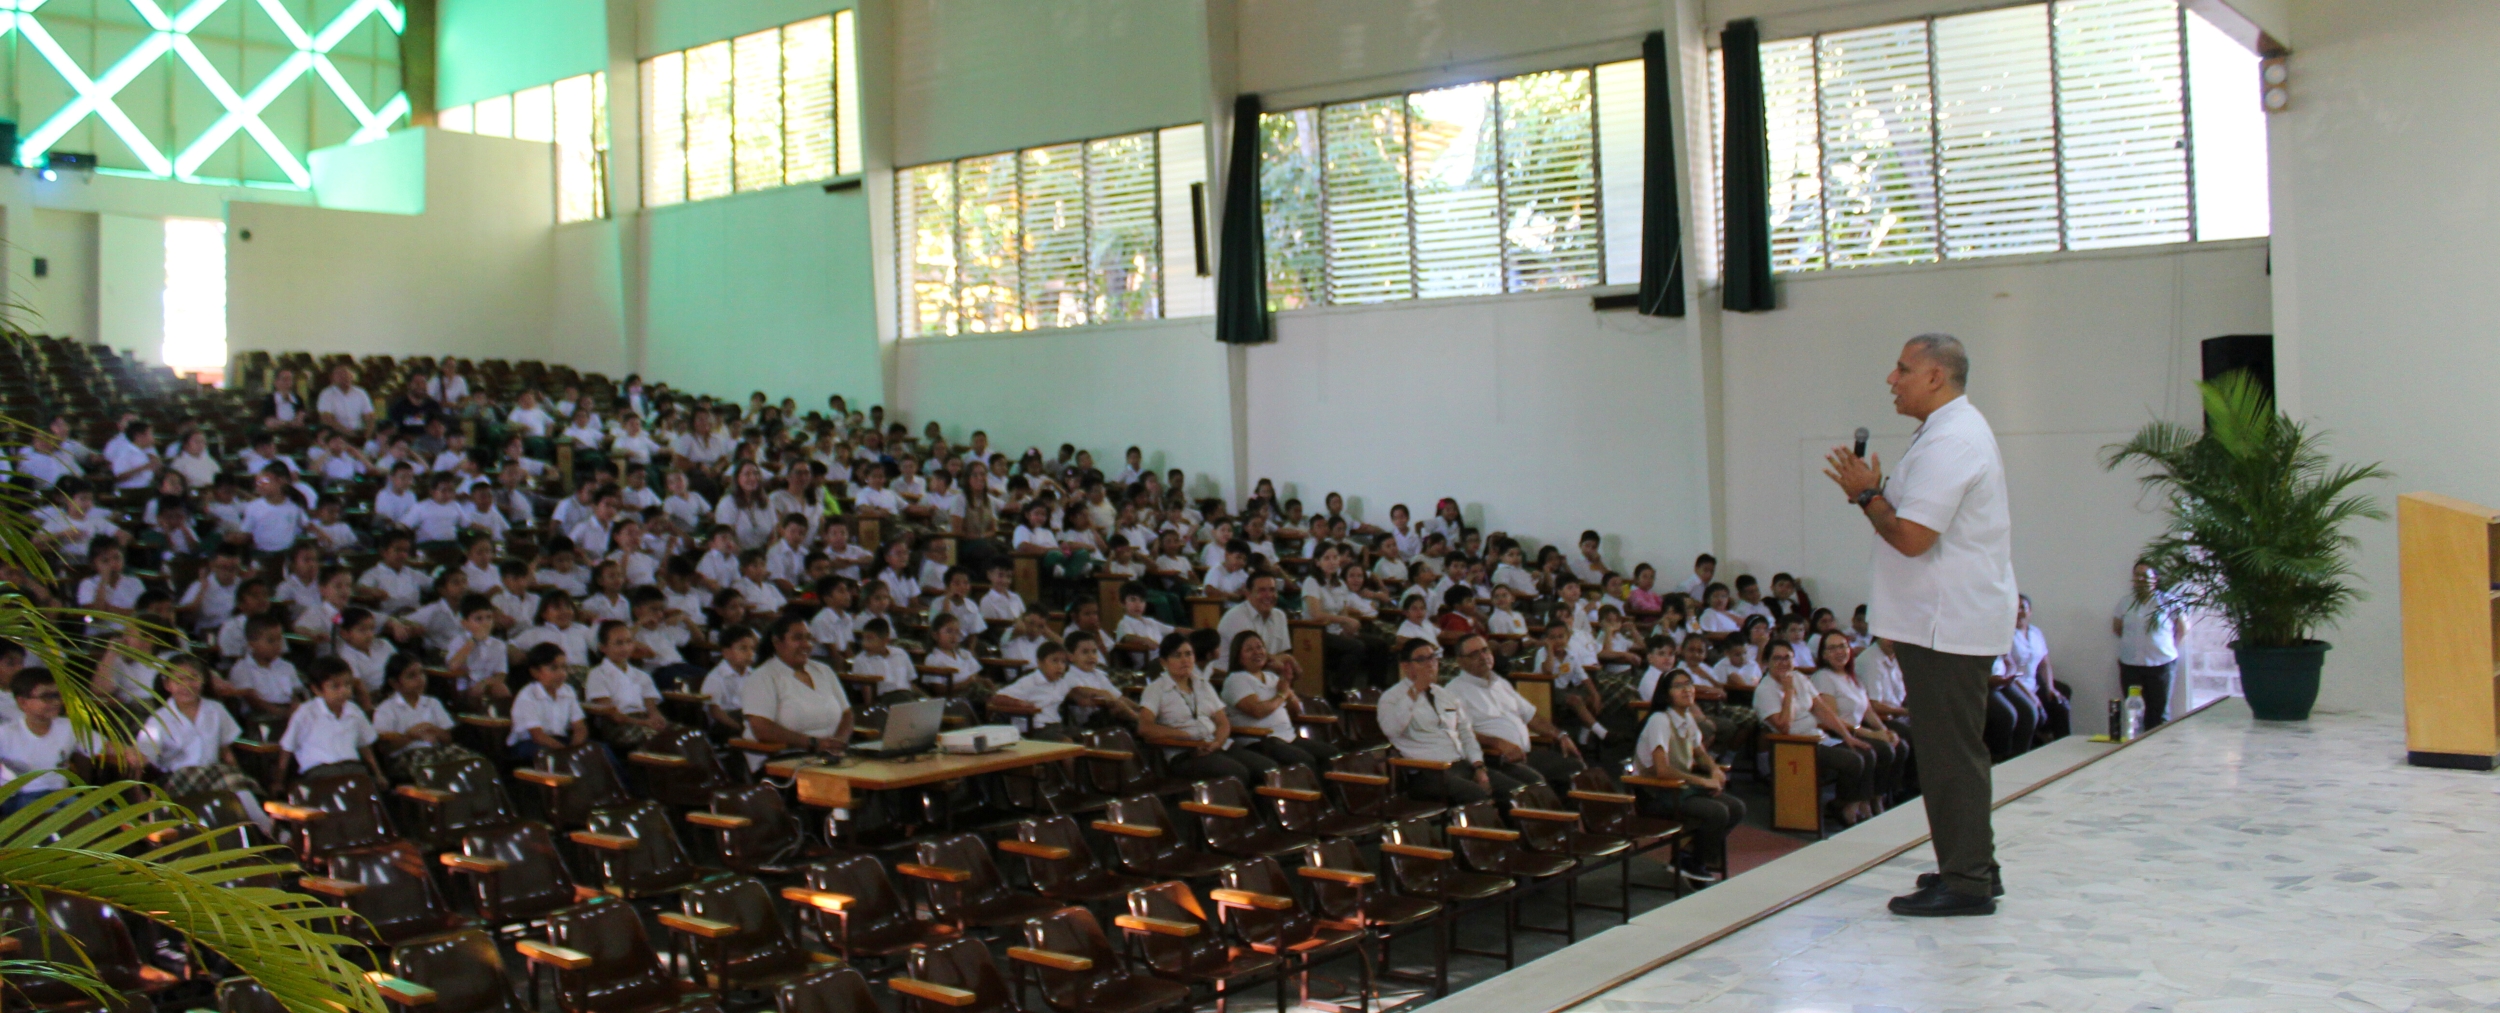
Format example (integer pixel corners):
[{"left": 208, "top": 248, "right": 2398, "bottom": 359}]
[
  {"left": 572, "top": 800, "right": 703, "bottom": 900},
  {"left": 521, "top": 897, "right": 722, "bottom": 1013},
  {"left": 671, "top": 874, "right": 836, "bottom": 994},
  {"left": 786, "top": 854, "right": 958, "bottom": 964},
  {"left": 444, "top": 821, "right": 602, "bottom": 931},
  {"left": 1016, "top": 906, "right": 1190, "bottom": 1013},
  {"left": 1185, "top": 778, "right": 1316, "bottom": 861},
  {"left": 1009, "top": 815, "right": 1151, "bottom": 905},
  {"left": 903, "top": 831, "right": 1061, "bottom": 933},
  {"left": 1096, "top": 795, "right": 1230, "bottom": 882},
  {"left": 309, "top": 840, "right": 469, "bottom": 945},
  {"left": 389, "top": 928, "right": 529, "bottom": 1013},
  {"left": 1261, "top": 766, "right": 1381, "bottom": 842}
]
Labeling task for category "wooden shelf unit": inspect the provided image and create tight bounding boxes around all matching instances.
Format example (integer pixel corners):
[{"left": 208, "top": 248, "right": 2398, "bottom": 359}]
[{"left": 2399, "top": 492, "right": 2500, "bottom": 770}]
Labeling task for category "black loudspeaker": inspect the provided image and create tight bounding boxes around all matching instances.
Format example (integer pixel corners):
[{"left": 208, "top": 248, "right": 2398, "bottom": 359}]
[
  {"left": 2201, "top": 334, "right": 2274, "bottom": 398},
  {"left": 0, "top": 121, "right": 19, "bottom": 167}
]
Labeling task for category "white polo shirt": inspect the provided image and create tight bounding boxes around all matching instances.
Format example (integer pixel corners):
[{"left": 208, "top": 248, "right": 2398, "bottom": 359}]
[
  {"left": 1445, "top": 671, "right": 1536, "bottom": 751},
  {"left": 279, "top": 699, "right": 376, "bottom": 768},
  {"left": 1868, "top": 395, "right": 2017, "bottom": 656},
  {"left": 136, "top": 701, "right": 240, "bottom": 771},
  {"left": 585, "top": 660, "right": 659, "bottom": 715},
  {"left": 1214, "top": 603, "right": 1290, "bottom": 668},
  {"left": 509, "top": 682, "right": 585, "bottom": 745}
]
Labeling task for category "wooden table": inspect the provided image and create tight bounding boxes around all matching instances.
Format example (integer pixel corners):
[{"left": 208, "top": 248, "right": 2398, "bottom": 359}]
[{"left": 790, "top": 739, "right": 1085, "bottom": 809}]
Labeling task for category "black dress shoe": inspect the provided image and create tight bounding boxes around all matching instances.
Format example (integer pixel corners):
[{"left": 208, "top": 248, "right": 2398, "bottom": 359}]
[
  {"left": 1916, "top": 870, "right": 2005, "bottom": 897},
  {"left": 1889, "top": 883, "right": 1996, "bottom": 917}
]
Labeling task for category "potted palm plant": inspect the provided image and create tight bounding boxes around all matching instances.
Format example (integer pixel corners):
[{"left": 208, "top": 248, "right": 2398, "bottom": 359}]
[{"left": 2101, "top": 371, "right": 2388, "bottom": 721}]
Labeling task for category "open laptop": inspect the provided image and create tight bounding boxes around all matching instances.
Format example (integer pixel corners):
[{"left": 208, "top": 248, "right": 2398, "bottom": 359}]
[{"left": 852, "top": 698, "right": 943, "bottom": 758}]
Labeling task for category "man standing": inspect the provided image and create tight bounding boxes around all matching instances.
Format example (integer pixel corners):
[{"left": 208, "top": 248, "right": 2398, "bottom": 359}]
[{"left": 1824, "top": 333, "right": 2017, "bottom": 918}]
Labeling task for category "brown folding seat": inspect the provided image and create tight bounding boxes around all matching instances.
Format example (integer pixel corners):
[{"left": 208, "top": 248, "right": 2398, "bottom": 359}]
[
  {"left": 996, "top": 749, "right": 1114, "bottom": 817},
  {"left": 1568, "top": 767, "right": 1688, "bottom": 884},
  {"left": 784, "top": 854, "right": 958, "bottom": 964},
  {"left": 442, "top": 821, "right": 603, "bottom": 934},
  {"left": 1507, "top": 782, "right": 1640, "bottom": 922},
  {"left": 770, "top": 966, "right": 880, "bottom": 1013},
  {"left": 1325, "top": 751, "right": 1442, "bottom": 825},
  {"left": 1015, "top": 906, "right": 1191, "bottom": 1013},
  {"left": 1335, "top": 696, "right": 1387, "bottom": 749},
  {"left": 392, "top": 753, "right": 520, "bottom": 852},
  {"left": 1007, "top": 815, "right": 1150, "bottom": 905},
  {"left": 262, "top": 772, "right": 399, "bottom": 870},
  {"left": 518, "top": 897, "right": 722, "bottom": 1013},
  {"left": 388, "top": 928, "right": 529, "bottom": 1013},
  {"left": 1094, "top": 794, "right": 1230, "bottom": 882},
  {"left": 689, "top": 783, "right": 838, "bottom": 877},
  {"left": 1114, "top": 881, "right": 1280, "bottom": 1009},
  {"left": 627, "top": 726, "right": 742, "bottom": 809},
  {"left": 571, "top": 800, "right": 703, "bottom": 900},
  {"left": 903, "top": 831, "right": 1062, "bottom": 933},
  {"left": 1184, "top": 778, "right": 1316, "bottom": 861},
  {"left": 1378, "top": 819, "right": 1517, "bottom": 969},
  {"left": 1212, "top": 857, "right": 1370, "bottom": 1012},
  {"left": 889, "top": 938, "right": 1018, "bottom": 1013},
  {"left": 1259, "top": 766, "right": 1381, "bottom": 843},
  {"left": 519, "top": 742, "right": 632, "bottom": 829},
  {"left": 215, "top": 977, "right": 285, "bottom": 1013},
  {"left": 1299, "top": 838, "right": 1447, "bottom": 997},
  {"left": 668, "top": 874, "right": 839, "bottom": 996},
  {"left": 302, "top": 840, "right": 469, "bottom": 945},
  {"left": 1077, "top": 729, "right": 1188, "bottom": 799},
  {"left": 1449, "top": 800, "right": 1580, "bottom": 943},
  {"left": 0, "top": 893, "right": 188, "bottom": 1009}
]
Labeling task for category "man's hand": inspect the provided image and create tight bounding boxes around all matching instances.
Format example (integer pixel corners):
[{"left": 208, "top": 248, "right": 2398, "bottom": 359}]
[
  {"left": 1558, "top": 735, "right": 1582, "bottom": 760},
  {"left": 1474, "top": 768, "right": 1491, "bottom": 791},
  {"left": 1497, "top": 740, "right": 1526, "bottom": 763},
  {"left": 1822, "top": 448, "right": 1882, "bottom": 503}
]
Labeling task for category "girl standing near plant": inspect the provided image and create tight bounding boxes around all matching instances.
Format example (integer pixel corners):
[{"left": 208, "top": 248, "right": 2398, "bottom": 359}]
[{"left": 2113, "top": 561, "right": 2186, "bottom": 728}]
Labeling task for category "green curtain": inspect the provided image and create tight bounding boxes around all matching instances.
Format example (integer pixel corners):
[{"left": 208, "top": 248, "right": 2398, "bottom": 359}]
[
  {"left": 1637, "top": 31, "right": 1685, "bottom": 318},
  {"left": 1215, "top": 93, "right": 1273, "bottom": 345},
  {"left": 1720, "top": 18, "right": 1777, "bottom": 313}
]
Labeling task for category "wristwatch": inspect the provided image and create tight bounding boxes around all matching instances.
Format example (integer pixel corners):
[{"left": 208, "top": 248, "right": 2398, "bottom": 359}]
[{"left": 1854, "top": 488, "right": 1881, "bottom": 508}]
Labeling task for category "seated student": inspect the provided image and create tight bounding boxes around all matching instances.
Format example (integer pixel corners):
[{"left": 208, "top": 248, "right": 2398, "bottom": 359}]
[
  {"left": 977, "top": 560, "right": 1026, "bottom": 628},
  {"left": 275, "top": 659, "right": 382, "bottom": 790},
  {"left": 741, "top": 618, "right": 852, "bottom": 765},
  {"left": 1202, "top": 539, "right": 1254, "bottom": 601},
  {"left": 1779, "top": 613, "right": 1820, "bottom": 673},
  {"left": 225, "top": 615, "right": 303, "bottom": 727},
  {"left": 698, "top": 626, "right": 758, "bottom": 735},
  {"left": 585, "top": 620, "right": 670, "bottom": 749},
  {"left": 532, "top": 538, "right": 592, "bottom": 598},
  {"left": 358, "top": 533, "right": 427, "bottom": 616},
  {"left": 988, "top": 641, "right": 1081, "bottom": 740},
  {"left": 1219, "top": 630, "right": 1333, "bottom": 771},
  {"left": 332, "top": 608, "right": 394, "bottom": 707},
  {"left": 135, "top": 655, "right": 263, "bottom": 817},
  {"left": 1297, "top": 544, "right": 1376, "bottom": 691},
  {"left": 927, "top": 567, "right": 986, "bottom": 640},
  {"left": 491, "top": 561, "right": 541, "bottom": 631},
  {"left": 1137, "top": 633, "right": 1271, "bottom": 783},
  {"left": 817, "top": 522, "right": 872, "bottom": 580},
  {"left": 372, "top": 654, "right": 476, "bottom": 782},
  {"left": 1752, "top": 641, "right": 1875, "bottom": 826},
  {"left": 693, "top": 527, "right": 742, "bottom": 592},
  {"left": 732, "top": 550, "right": 788, "bottom": 618},
  {"left": 1714, "top": 625, "right": 1768, "bottom": 707},
  {"left": 629, "top": 587, "right": 705, "bottom": 691},
  {"left": 580, "top": 560, "right": 633, "bottom": 624},
  {"left": 911, "top": 535, "right": 953, "bottom": 593},
  {"left": 306, "top": 495, "right": 362, "bottom": 555},
  {"left": 849, "top": 618, "right": 918, "bottom": 704},
  {"left": 1730, "top": 574, "right": 1774, "bottom": 623},
  {"left": 917, "top": 613, "right": 990, "bottom": 701},
  {"left": 509, "top": 643, "right": 596, "bottom": 764},
  {"left": 1679, "top": 630, "right": 1761, "bottom": 759},
  {"left": 75, "top": 539, "right": 143, "bottom": 628},
  {"left": 1113, "top": 583, "right": 1174, "bottom": 657},
  {"left": 1059, "top": 636, "right": 1138, "bottom": 728},
  {"left": 0, "top": 669, "right": 103, "bottom": 814},
  {"left": 511, "top": 593, "right": 597, "bottom": 668},
  {"left": 444, "top": 594, "right": 512, "bottom": 710},
  {"left": 1522, "top": 621, "right": 1606, "bottom": 749},
  {"left": 178, "top": 545, "right": 248, "bottom": 636},
  {"left": 765, "top": 514, "right": 813, "bottom": 590},
  {"left": 459, "top": 482, "right": 511, "bottom": 543},
  {"left": 1812, "top": 630, "right": 1907, "bottom": 808},
  {"left": 403, "top": 475, "right": 466, "bottom": 551},
  {"left": 1635, "top": 666, "right": 1742, "bottom": 885},
  {"left": 659, "top": 557, "right": 710, "bottom": 624},
  {"left": 1393, "top": 590, "right": 1443, "bottom": 646},
  {"left": 1697, "top": 583, "right": 1745, "bottom": 643}
]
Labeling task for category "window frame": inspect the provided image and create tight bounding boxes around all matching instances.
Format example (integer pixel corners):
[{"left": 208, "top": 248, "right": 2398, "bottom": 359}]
[{"left": 638, "top": 10, "right": 856, "bottom": 212}]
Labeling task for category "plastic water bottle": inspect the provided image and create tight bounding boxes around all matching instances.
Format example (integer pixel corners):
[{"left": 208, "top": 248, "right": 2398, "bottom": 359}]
[{"left": 2121, "top": 686, "right": 2146, "bottom": 741}]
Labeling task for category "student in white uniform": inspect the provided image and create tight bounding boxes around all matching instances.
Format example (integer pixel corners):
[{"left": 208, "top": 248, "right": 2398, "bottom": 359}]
[
  {"left": 135, "top": 657, "right": 264, "bottom": 826},
  {"left": 849, "top": 618, "right": 918, "bottom": 704},
  {"left": 988, "top": 641, "right": 1078, "bottom": 740},
  {"left": 274, "top": 659, "right": 381, "bottom": 789},
  {"left": 1633, "top": 666, "right": 1743, "bottom": 883},
  {"left": 698, "top": 627, "right": 759, "bottom": 736},
  {"left": 0, "top": 669, "right": 97, "bottom": 815},
  {"left": 585, "top": 620, "right": 670, "bottom": 748},
  {"left": 508, "top": 643, "right": 595, "bottom": 764},
  {"left": 371, "top": 655, "right": 475, "bottom": 781}
]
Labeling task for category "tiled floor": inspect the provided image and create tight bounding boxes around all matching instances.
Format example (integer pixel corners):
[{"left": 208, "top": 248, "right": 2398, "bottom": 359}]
[{"left": 1570, "top": 701, "right": 2500, "bottom": 1013}]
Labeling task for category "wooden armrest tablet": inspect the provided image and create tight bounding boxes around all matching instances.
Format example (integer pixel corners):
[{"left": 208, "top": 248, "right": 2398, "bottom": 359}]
[
  {"left": 839, "top": 672, "right": 886, "bottom": 685},
  {"left": 232, "top": 740, "right": 281, "bottom": 754},
  {"left": 780, "top": 887, "right": 855, "bottom": 910},
  {"left": 627, "top": 751, "right": 691, "bottom": 768},
  {"left": 1339, "top": 702, "right": 1378, "bottom": 713},
  {"left": 391, "top": 785, "right": 454, "bottom": 805},
  {"left": 661, "top": 691, "right": 711, "bottom": 704},
  {"left": 1113, "top": 915, "right": 1200, "bottom": 937},
  {"left": 1091, "top": 821, "right": 1162, "bottom": 838},
  {"left": 1208, "top": 888, "right": 1295, "bottom": 911},
  {"left": 1296, "top": 866, "right": 1376, "bottom": 886},
  {"left": 1178, "top": 801, "right": 1249, "bottom": 819},
  {"left": 894, "top": 862, "right": 971, "bottom": 883},
  {"left": 1288, "top": 618, "right": 1330, "bottom": 629},
  {"left": 1508, "top": 808, "right": 1580, "bottom": 822},
  {"left": 455, "top": 715, "right": 512, "bottom": 729},
  {"left": 511, "top": 769, "right": 573, "bottom": 788},
  {"left": 1292, "top": 714, "right": 1339, "bottom": 725},
  {"left": 1226, "top": 726, "right": 1270, "bottom": 738},
  {"left": 1446, "top": 825, "right": 1521, "bottom": 842},
  {"left": 1379, "top": 842, "right": 1455, "bottom": 861},
  {"left": 515, "top": 940, "right": 592, "bottom": 970},
  {"left": 1621, "top": 774, "right": 1686, "bottom": 790},
  {"left": 368, "top": 975, "right": 437, "bottom": 1006},
  {"left": 725, "top": 738, "right": 779, "bottom": 754},
  {"left": 565, "top": 831, "right": 639, "bottom": 851},
  {"left": 1007, "top": 947, "right": 1093, "bottom": 971},
  {"left": 1763, "top": 733, "right": 1822, "bottom": 744},
  {"left": 1077, "top": 748, "right": 1133, "bottom": 761},
  {"left": 1138, "top": 733, "right": 1199, "bottom": 749},
  {"left": 997, "top": 840, "right": 1072, "bottom": 860},
  {"left": 1568, "top": 790, "right": 1636, "bottom": 805},
  {"left": 262, "top": 802, "right": 325, "bottom": 822},
  {"left": 657, "top": 912, "right": 740, "bottom": 939},
  {"left": 685, "top": 811, "right": 753, "bottom": 829},
  {"left": 439, "top": 853, "right": 509, "bottom": 874},
  {"left": 1256, "top": 786, "right": 1323, "bottom": 802},
  {"left": 296, "top": 876, "right": 365, "bottom": 897},
  {"left": 1324, "top": 771, "right": 1390, "bottom": 786},
  {"left": 1387, "top": 757, "right": 1452, "bottom": 771},
  {"left": 888, "top": 979, "right": 978, "bottom": 1007}
]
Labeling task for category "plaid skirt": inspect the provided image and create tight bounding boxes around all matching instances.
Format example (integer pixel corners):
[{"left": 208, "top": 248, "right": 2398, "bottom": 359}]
[
  {"left": 384, "top": 744, "right": 484, "bottom": 784},
  {"left": 596, "top": 715, "right": 668, "bottom": 749},
  {"left": 161, "top": 763, "right": 258, "bottom": 798}
]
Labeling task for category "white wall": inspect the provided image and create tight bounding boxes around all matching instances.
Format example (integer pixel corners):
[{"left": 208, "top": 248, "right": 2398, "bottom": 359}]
[
  {"left": 895, "top": 319, "right": 1237, "bottom": 501},
  {"left": 640, "top": 185, "right": 883, "bottom": 407},
  {"left": 2266, "top": 0, "right": 2500, "bottom": 715},
  {"left": 552, "top": 219, "right": 629, "bottom": 375},
  {"left": 97, "top": 214, "right": 166, "bottom": 366},
  {"left": 1718, "top": 242, "right": 2274, "bottom": 713},
  {"left": 228, "top": 130, "right": 556, "bottom": 362},
  {"left": 1245, "top": 288, "right": 1715, "bottom": 569},
  {"left": 890, "top": 0, "right": 1209, "bottom": 166}
]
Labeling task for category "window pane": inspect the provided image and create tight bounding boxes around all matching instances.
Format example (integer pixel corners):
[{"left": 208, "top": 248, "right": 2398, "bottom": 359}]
[
  {"left": 1259, "top": 109, "right": 1325, "bottom": 311},
  {"left": 2186, "top": 5, "right": 2267, "bottom": 240},
  {"left": 592, "top": 73, "right": 610, "bottom": 219},
  {"left": 1087, "top": 132, "right": 1162, "bottom": 322},
  {"left": 554, "top": 74, "right": 599, "bottom": 223},
  {"left": 1817, "top": 23, "right": 1937, "bottom": 267},
  {"left": 835, "top": 10, "right": 862, "bottom": 175},
  {"left": 1935, "top": 5, "right": 2060, "bottom": 257},
  {"left": 642, "top": 54, "right": 686, "bottom": 208},
  {"left": 1321, "top": 97, "right": 1413, "bottom": 304},
  {"left": 2055, "top": 0, "right": 2187, "bottom": 249},
  {"left": 898, "top": 163, "right": 957, "bottom": 337},
  {"left": 1593, "top": 59, "right": 1645, "bottom": 286},
  {"left": 1498, "top": 68, "right": 1601, "bottom": 291},
  {"left": 732, "top": 29, "right": 785, "bottom": 192},
  {"left": 1158, "top": 124, "right": 1213, "bottom": 318},
  {"left": 955, "top": 152, "right": 1023, "bottom": 333},
  {"left": 783, "top": 15, "right": 836, "bottom": 184},
  {"left": 1760, "top": 37, "right": 1825, "bottom": 272},
  {"left": 473, "top": 93, "right": 512, "bottom": 138},
  {"left": 685, "top": 40, "right": 736, "bottom": 202},
  {"left": 1406, "top": 82, "right": 1500, "bottom": 299},
  {"left": 1020, "top": 143, "right": 1088, "bottom": 329},
  {"left": 512, "top": 84, "right": 554, "bottom": 143},
  {"left": 439, "top": 104, "right": 472, "bottom": 133}
]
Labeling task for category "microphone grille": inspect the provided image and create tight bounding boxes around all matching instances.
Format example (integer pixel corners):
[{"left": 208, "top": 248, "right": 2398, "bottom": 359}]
[{"left": 1853, "top": 427, "right": 1869, "bottom": 443}]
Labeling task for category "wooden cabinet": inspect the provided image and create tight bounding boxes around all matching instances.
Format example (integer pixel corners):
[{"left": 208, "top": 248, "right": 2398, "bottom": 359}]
[{"left": 2399, "top": 492, "right": 2500, "bottom": 769}]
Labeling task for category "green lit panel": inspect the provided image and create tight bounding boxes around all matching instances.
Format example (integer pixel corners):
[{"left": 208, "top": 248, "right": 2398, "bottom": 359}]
[{"left": 1, "top": 0, "right": 408, "bottom": 188}]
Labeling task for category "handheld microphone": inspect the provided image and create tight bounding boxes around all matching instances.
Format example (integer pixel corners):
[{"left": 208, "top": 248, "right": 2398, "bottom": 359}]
[{"left": 1852, "top": 427, "right": 1869, "bottom": 460}]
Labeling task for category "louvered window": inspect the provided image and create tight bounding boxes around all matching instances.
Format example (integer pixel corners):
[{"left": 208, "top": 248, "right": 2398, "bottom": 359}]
[
  {"left": 896, "top": 127, "right": 1206, "bottom": 338},
  {"left": 1720, "top": 0, "right": 2262, "bottom": 274},
  {"left": 445, "top": 72, "right": 610, "bottom": 223},
  {"left": 1259, "top": 59, "right": 1643, "bottom": 310},
  {"left": 638, "top": 10, "right": 855, "bottom": 210}
]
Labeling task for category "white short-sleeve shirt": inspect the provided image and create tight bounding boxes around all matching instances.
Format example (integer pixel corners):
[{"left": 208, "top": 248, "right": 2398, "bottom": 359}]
[
  {"left": 137, "top": 702, "right": 240, "bottom": 771},
  {"left": 743, "top": 658, "right": 849, "bottom": 739},
  {"left": 279, "top": 700, "right": 376, "bottom": 768},
  {"left": 585, "top": 660, "right": 659, "bottom": 714},
  {"left": 509, "top": 682, "right": 585, "bottom": 745},
  {"left": 1868, "top": 396, "right": 2018, "bottom": 656},
  {"left": 1220, "top": 669, "right": 1295, "bottom": 738},
  {"left": 1138, "top": 673, "right": 1224, "bottom": 743},
  {"left": 371, "top": 694, "right": 455, "bottom": 755}
]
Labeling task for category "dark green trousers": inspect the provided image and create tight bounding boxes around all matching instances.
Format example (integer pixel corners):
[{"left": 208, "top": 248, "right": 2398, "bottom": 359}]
[{"left": 1896, "top": 641, "right": 1998, "bottom": 898}]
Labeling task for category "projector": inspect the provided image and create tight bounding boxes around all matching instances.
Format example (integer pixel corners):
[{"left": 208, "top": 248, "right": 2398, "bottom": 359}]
[{"left": 938, "top": 725, "right": 1021, "bottom": 754}]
